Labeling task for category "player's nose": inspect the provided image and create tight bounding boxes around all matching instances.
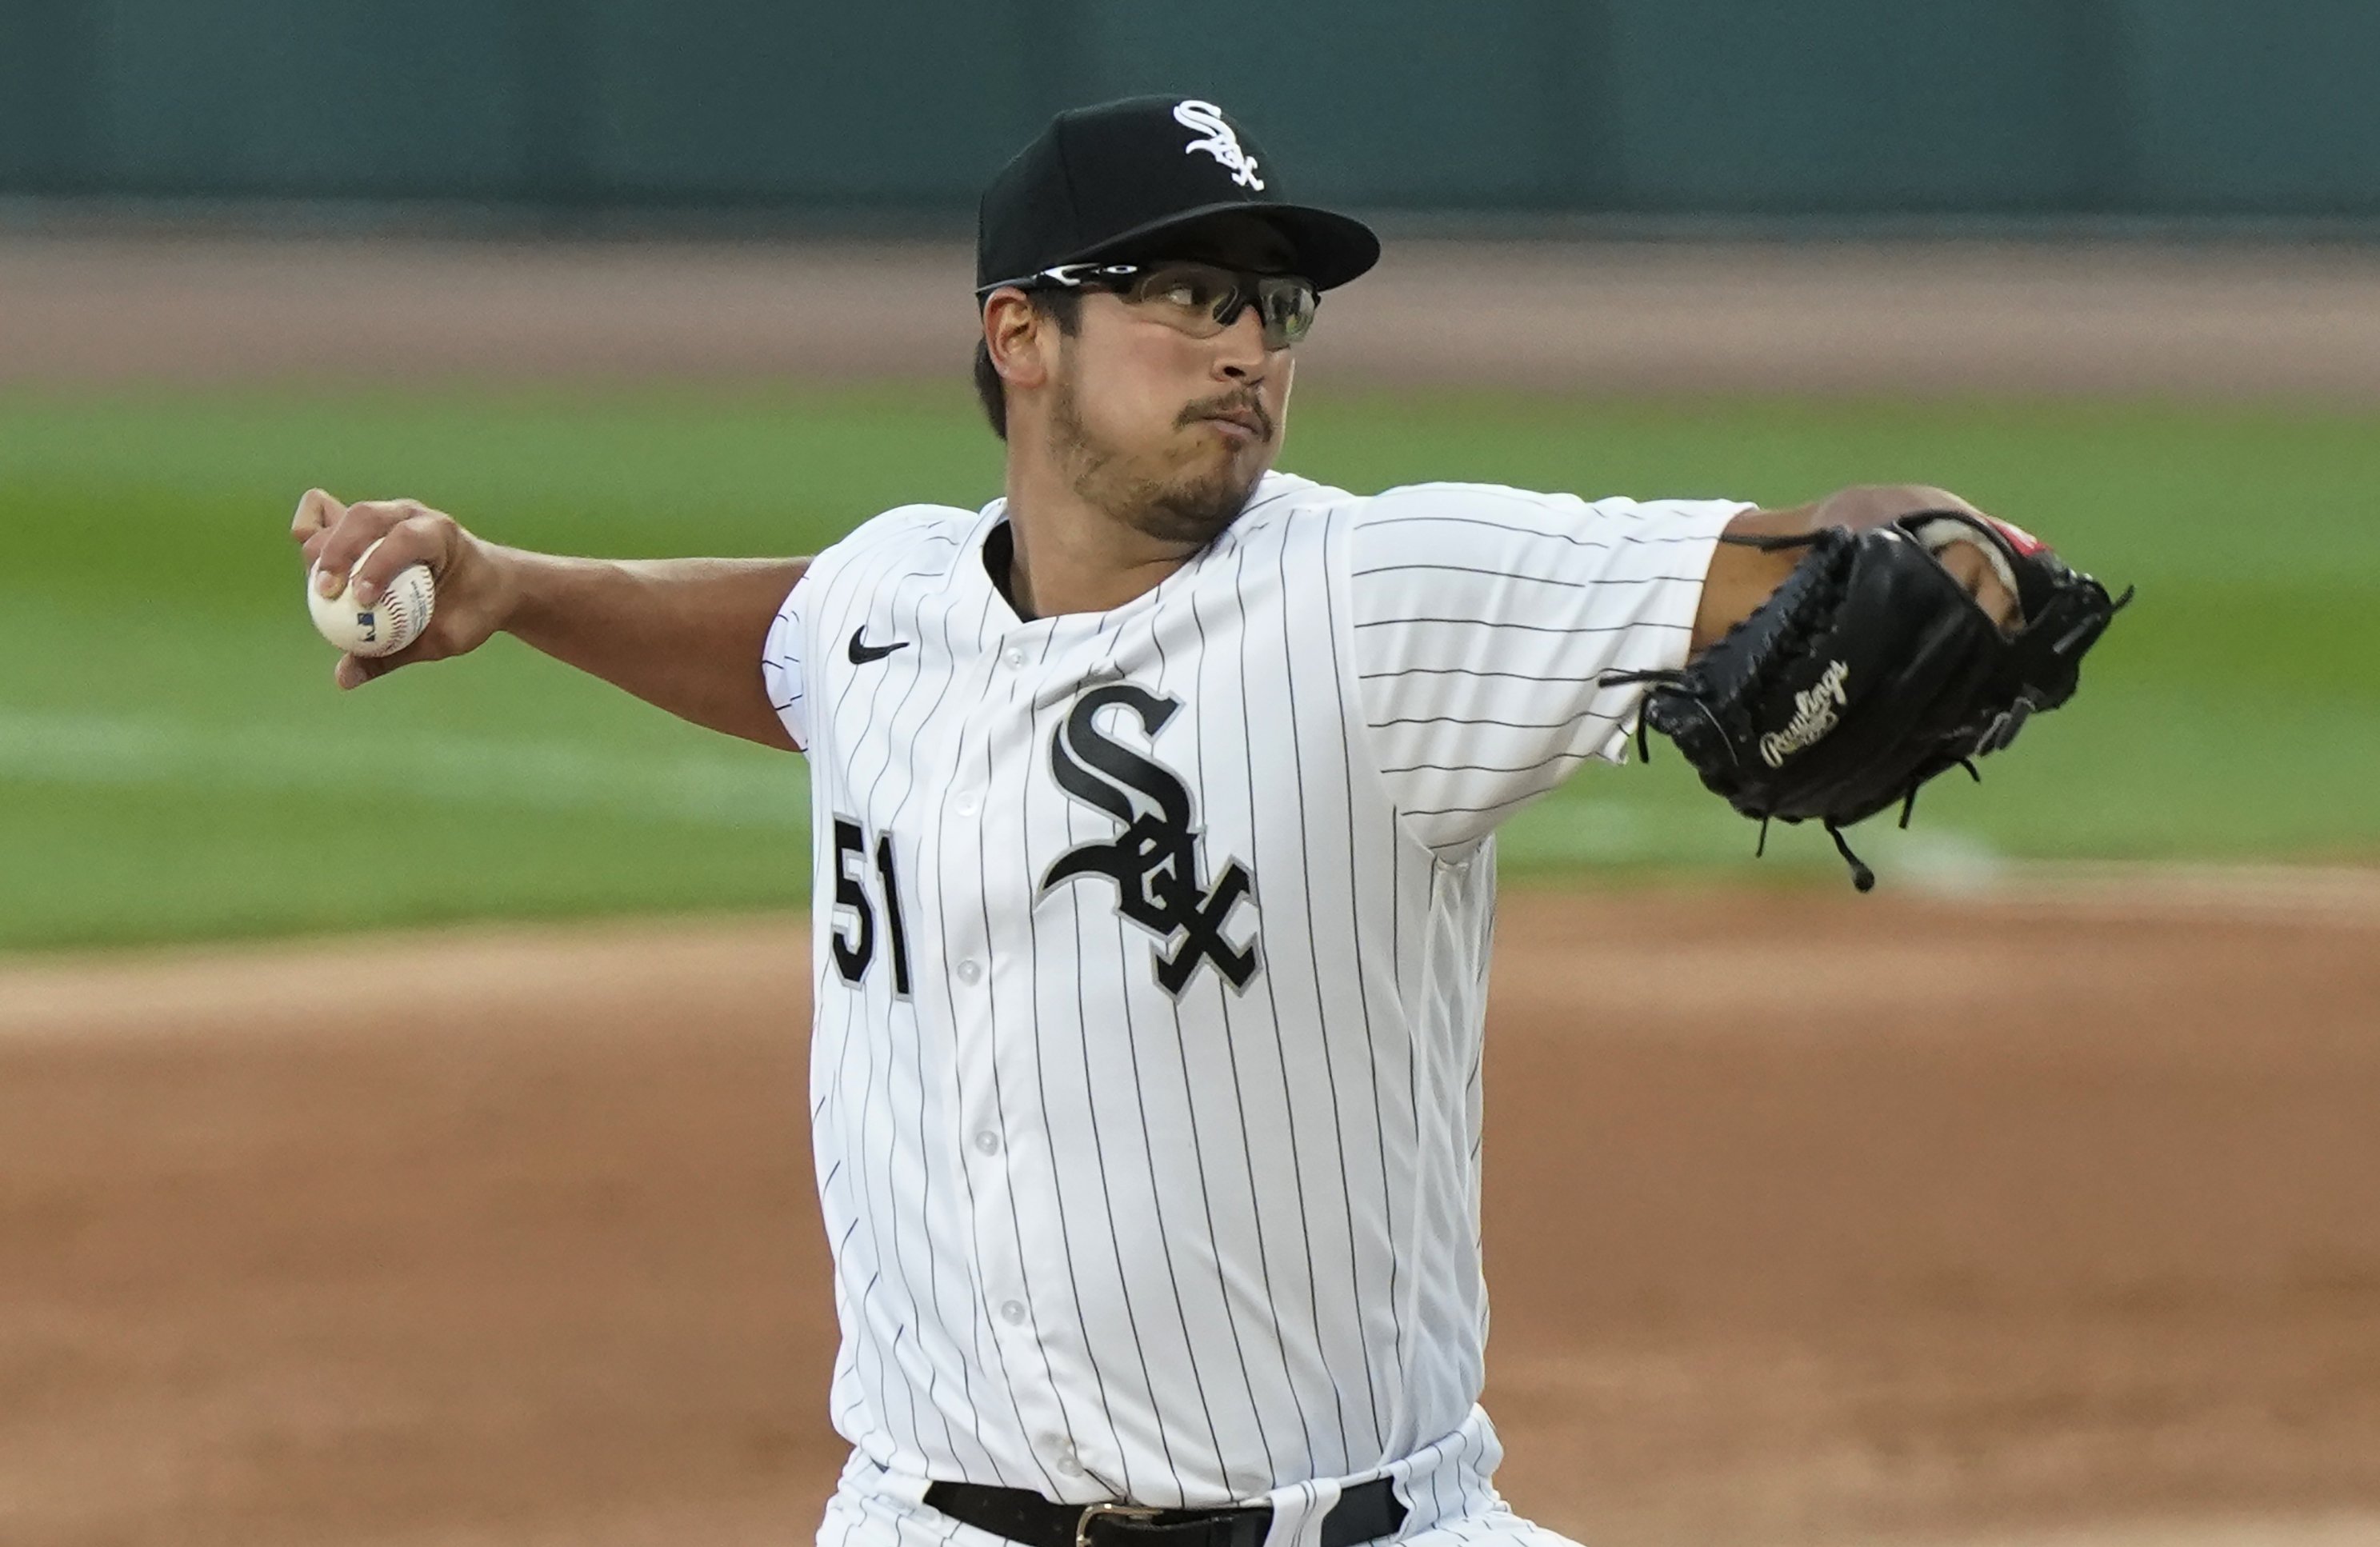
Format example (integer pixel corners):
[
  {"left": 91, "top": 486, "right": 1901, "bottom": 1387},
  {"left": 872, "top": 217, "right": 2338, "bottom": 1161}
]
[{"left": 1209, "top": 307, "right": 1273, "bottom": 380}]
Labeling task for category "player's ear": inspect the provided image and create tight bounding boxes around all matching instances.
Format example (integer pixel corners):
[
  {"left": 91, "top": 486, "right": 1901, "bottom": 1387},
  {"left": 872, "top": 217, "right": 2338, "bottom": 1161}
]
[{"left": 983, "top": 289, "right": 1054, "bottom": 390}]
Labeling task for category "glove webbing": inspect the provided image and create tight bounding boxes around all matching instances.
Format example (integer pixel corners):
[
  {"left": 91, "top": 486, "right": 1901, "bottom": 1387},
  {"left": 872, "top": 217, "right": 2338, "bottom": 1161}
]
[{"left": 1598, "top": 527, "right": 2066, "bottom": 893}]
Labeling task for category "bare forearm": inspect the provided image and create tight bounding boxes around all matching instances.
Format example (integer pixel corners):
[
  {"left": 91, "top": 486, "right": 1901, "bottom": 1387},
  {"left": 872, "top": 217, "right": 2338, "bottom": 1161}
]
[
  {"left": 1692, "top": 484, "right": 1986, "bottom": 654},
  {"left": 497, "top": 550, "right": 808, "bottom": 749}
]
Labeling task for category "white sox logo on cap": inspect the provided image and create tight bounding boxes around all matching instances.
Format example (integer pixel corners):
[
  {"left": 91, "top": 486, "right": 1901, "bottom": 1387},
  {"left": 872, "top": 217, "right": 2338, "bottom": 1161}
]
[{"left": 1173, "top": 99, "right": 1265, "bottom": 191}]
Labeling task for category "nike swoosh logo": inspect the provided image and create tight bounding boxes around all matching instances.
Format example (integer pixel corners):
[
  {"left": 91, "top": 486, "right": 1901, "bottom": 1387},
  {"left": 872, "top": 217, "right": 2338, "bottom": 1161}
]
[{"left": 847, "top": 627, "right": 910, "bottom": 665}]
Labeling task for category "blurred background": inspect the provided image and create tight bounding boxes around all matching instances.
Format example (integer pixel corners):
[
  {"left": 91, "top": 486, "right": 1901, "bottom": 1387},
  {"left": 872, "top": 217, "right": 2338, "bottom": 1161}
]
[
  {"left": 6, "top": 0, "right": 2378, "bottom": 220},
  {"left": 2, "top": 4, "right": 2377, "bottom": 1546}
]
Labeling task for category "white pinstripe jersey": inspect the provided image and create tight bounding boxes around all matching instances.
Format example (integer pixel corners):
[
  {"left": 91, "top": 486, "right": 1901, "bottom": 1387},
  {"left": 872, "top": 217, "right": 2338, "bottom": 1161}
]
[{"left": 762, "top": 471, "right": 1744, "bottom": 1524}]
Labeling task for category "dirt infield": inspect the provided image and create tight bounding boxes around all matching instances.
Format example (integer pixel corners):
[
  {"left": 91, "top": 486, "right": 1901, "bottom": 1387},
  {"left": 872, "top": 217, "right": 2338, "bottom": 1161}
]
[{"left": 4, "top": 882, "right": 2376, "bottom": 1547}]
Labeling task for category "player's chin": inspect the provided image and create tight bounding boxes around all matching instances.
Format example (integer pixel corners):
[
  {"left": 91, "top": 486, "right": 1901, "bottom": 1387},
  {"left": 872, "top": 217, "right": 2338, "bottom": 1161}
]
[{"left": 1137, "top": 462, "right": 1266, "bottom": 546}]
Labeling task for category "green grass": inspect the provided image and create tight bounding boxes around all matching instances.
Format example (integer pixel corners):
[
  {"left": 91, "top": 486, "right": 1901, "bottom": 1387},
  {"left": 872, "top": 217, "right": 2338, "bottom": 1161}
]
[{"left": 3, "top": 384, "right": 2374, "bottom": 950}]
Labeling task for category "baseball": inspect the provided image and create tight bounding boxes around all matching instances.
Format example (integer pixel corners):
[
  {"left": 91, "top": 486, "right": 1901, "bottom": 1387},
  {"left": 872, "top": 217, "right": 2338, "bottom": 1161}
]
[{"left": 307, "top": 538, "right": 435, "bottom": 658}]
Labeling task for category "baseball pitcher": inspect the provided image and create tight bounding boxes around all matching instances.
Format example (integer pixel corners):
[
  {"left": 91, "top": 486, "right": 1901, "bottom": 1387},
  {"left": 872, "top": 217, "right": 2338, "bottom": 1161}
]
[{"left": 291, "top": 97, "right": 2120, "bottom": 1547}]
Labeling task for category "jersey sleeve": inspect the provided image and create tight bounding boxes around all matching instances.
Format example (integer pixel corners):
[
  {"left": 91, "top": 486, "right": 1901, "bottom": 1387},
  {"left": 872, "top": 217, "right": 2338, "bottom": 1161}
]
[
  {"left": 761, "top": 570, "right": 810, "bottom": 751},
  {"left": 1346, "top": 481, "right": 1750, "bottom": 850}
]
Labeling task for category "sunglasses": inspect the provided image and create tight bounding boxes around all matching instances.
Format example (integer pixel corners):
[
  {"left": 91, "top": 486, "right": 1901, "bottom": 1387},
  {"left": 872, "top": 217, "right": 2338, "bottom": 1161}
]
[{"left": 976, "top": 261, "right": 1319, "bottom": 350}]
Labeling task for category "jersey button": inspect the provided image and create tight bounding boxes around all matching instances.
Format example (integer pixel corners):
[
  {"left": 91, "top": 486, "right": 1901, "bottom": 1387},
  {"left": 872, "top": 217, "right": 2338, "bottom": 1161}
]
[
  {"left": 999, "top": 1299, "right": 1027, "bottom": 1325},
  {"left": 954, "top": 792, "right": 979, "bottom": 817},
  {"left": 973, "top": 1129, "right": 1001, "bottom": 1156},
  {"left": 1002, "top": 646, "right": 1027, "bottom": 668},
  {"left": 956, "top": 959, "right": 983, "bottom": 985}
]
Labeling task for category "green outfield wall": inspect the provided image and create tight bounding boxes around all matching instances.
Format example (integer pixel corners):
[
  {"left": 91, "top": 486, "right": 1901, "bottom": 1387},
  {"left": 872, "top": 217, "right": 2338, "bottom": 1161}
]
[{"left": 2, "top": 0, "right": 2375, "bottom": 219}]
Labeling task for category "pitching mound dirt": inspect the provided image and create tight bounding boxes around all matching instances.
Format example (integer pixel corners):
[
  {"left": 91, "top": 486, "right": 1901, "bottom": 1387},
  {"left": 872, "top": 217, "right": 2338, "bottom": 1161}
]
[{"left": 4, "top": 881, "right": 2376, "bottom": 1545}]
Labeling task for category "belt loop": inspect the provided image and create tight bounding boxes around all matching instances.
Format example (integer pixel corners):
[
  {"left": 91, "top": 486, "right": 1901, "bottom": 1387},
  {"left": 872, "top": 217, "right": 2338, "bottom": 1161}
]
[{"left": 1258, "top": 1478, "right": 1342, "bottom": 1547}]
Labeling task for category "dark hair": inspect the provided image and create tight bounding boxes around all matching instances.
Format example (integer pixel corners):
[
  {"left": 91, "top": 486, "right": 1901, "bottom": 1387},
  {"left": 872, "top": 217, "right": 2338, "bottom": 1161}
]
[{"left": 973, "top": 289, "right": 1082, "bottom": 441}]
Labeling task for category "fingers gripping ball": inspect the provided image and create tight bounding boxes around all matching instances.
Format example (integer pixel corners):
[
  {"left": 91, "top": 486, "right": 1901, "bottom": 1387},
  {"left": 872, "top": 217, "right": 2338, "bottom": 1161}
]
[{"left": 307, "top": 538, "right": 436, "bottom": 658}]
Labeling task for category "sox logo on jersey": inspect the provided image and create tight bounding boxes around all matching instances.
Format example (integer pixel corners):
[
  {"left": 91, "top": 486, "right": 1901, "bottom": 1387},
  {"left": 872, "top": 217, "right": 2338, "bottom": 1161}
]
[
  {"left": 1042, "top": 682, "right": 1262, "bottom": 995},
  {"left": 763, "top": 471, "right": 1749, "bottom": 1538}
]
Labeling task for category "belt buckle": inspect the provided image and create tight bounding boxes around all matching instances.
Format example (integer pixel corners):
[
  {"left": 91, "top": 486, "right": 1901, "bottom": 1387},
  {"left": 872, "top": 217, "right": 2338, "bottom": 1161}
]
[{"left": 1075, "top": 1501, "right": 1165, "bottom": 1547}]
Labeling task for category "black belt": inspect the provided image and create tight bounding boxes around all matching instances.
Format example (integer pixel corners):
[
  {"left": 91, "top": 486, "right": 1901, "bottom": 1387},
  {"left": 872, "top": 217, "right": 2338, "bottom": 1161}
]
[{"left": 923, "top": 1477, "right": 1406, "bottom": 1547}]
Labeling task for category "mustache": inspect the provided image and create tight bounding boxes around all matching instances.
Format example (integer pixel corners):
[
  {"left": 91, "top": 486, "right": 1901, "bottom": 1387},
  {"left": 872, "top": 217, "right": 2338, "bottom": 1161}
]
[{"left": 1178, "top": 393, "right": 1274, "bottom": 440}]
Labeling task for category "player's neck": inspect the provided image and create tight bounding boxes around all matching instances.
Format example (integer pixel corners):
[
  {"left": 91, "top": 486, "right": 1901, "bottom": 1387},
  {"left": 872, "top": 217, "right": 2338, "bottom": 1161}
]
[{"left": 998, "top": 469, "right": 1202, "bottom": 620}]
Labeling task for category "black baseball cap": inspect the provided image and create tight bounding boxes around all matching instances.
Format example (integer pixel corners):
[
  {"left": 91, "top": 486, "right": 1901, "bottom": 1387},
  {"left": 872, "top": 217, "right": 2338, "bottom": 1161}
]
[{"left": 975, "top": 96, "right": 1380, "bottom": 294}]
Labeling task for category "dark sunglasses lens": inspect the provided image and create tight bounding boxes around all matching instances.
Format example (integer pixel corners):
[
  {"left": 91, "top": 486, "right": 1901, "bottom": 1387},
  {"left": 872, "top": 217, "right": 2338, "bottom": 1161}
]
[
  {"left": 1123, "top": 264, "right": 1315, "bottom": 346},
  {"left": 1258, "top": 279, "right": 1317, "bottom": 346}
]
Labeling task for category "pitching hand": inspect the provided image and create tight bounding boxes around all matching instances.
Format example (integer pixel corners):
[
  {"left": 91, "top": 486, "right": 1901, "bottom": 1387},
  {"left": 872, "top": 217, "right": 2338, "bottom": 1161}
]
[{"left": 291, "top": 489, "right": 517, "bottom": 690}]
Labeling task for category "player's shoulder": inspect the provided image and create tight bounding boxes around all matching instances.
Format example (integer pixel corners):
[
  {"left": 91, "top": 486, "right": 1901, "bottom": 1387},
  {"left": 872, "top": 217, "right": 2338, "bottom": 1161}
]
[
  {"left": 801, "top": 501, "right": 982, "bottom": 585},
  {"left": 1254, "top": 468, "right": 1350, "bottom": 502},
  {"left": 1359, "top": 479, "right": 1576, "bottom": 521},
  {"left": 1231, "top": 468, "right": 1357, "bottom": 526},
  {"left": 781, "top": 502, "right": 981, "bottom": 630},
  {"left": 1333, "top": 481, "right": 1585, "bottom": 566},
  {"left": 1229, "top": 476, "right": 1575, "bottom": 573},
  {"left": 823, "top": 501, "right": 982, "bottom": 558}
]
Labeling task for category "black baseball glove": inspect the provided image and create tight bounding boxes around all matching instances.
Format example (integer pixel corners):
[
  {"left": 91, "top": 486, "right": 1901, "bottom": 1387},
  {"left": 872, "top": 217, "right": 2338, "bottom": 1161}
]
[{"left": 1605, "top": 511, "right": 2130, "bottom": 890}]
